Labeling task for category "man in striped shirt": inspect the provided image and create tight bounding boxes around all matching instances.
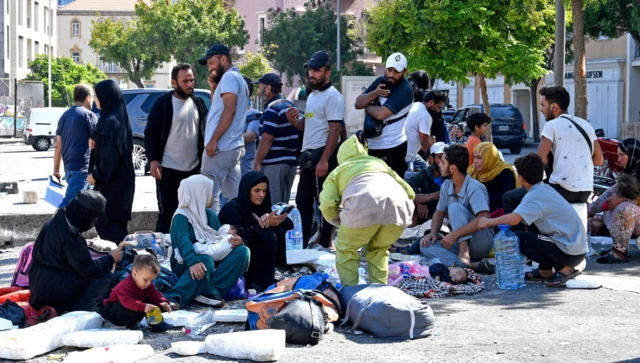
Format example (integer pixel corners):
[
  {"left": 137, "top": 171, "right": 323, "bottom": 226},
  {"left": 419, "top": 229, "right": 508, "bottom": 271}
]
[{"left": 253, "top": 73, "right": 300, "bottom": 204}]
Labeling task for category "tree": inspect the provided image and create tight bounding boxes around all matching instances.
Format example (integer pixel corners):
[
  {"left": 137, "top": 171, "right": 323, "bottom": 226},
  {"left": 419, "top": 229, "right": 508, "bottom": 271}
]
[
  {"left": 365, "top": 0, "right": 556, "bottom": 140},
  {"left": 584, "top": 0, "right": 640, "bottom": 53},
  {"left": 260, "top": 1, "right": 373, "bottom": 89},
  {"left": 25, "top": 54, "right": 108, "bottom": 107},
  {"left": 572, "top": 0, "right": 589, "bottom": 119},
  {"left": 238, "top": 52, "right": 272, "bottom": 81}
]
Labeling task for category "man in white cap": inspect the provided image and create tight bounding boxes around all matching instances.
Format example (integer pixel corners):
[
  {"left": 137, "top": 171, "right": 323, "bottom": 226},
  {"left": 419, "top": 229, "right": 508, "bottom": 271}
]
[
  {"left": 355, "top": 52, "right": 414, "bottom": 177},
  {"left": 407, "top": 141, "right": 446, "bottom": 223}
]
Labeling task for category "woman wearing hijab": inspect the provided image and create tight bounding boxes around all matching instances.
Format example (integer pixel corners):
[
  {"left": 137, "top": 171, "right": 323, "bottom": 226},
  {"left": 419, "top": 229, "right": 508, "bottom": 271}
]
[
  {"left": 29, "top": 190, "right": 123, "bottom": 315},
  {"left": 218, "top": 171, "right": 292, "bottom": 292},
  {"left": 163, "top": 175, "right": 249, "bottom": 308},
  {"left": 87, "top": 79, "right": 135, "bottom": 243},
  {"left": 588, "top": 138, "right": 640, "bottom": 263},
  {"left": 468, "top": 142, "right": 519, "bottom": 212}
]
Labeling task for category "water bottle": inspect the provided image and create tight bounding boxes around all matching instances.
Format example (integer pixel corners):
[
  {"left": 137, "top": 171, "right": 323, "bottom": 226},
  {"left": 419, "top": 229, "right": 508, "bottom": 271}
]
[
  {"left": 285, "top": 207, "right": 303, "bottom": 250},
  {"left": 400, "top": 263, "right": 411, "bottom": 279},
  {"left": 494, "top": 225, "right": 525, "bottom": 290},
  {"left": 183, "top": 311, "right": 216, "bottom": 338}
]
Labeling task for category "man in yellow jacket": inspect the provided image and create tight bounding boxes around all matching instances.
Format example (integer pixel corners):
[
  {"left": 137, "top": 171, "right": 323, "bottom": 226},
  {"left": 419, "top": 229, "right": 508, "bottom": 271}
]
[{"left": 320, "top": 135, "right": 415, "bottom": 286}]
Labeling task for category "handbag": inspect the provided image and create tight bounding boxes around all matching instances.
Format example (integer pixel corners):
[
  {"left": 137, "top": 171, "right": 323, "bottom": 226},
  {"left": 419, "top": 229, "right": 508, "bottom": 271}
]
[
  {"left": 545, "top": 115, "right": 593, "bottom": 182},
  {"left": 298, "top": 147, "right": 325, "bottom": 170},
  {"left": 363, "top": 113, "right": 407, "bottom": 139}
]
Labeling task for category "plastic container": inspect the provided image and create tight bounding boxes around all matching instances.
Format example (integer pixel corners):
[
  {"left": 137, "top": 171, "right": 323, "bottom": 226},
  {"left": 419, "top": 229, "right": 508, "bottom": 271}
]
[
  {"left": 494, "top": 225, "right": 525, "bottom": 290},
  {"left": 285, "top": 207, "right": 303, "bottom": 251},
  {"left": 183, "top": 311, "right": 216, "bottom": 338}
]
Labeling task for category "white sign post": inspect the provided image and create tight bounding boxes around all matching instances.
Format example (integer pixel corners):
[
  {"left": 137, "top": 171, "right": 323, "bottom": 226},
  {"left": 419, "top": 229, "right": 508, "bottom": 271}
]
[{"left": 341, "top": 76, "right": 378, "bottom": 135}]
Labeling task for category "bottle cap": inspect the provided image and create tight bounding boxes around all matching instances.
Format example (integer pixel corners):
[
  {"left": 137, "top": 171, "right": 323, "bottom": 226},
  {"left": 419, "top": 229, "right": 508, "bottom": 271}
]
[
  {"left": 498, "top": 224, "right": 510, "bottom": 230},
  {"left": 336, "top": 283, "right": 342, "bottom": 289}
]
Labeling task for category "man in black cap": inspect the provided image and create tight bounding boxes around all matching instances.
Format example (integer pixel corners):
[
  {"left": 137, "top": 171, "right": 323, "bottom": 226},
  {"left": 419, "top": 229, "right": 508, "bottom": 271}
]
[
  {"left": 285, "top": 51, "right": 345, "bottom": 249},
  {"left": 253, "top": 73, "right": 299, "bottom": 204},
  {"left": 198, "top": 44, "right": 249, "bottom": 213}
]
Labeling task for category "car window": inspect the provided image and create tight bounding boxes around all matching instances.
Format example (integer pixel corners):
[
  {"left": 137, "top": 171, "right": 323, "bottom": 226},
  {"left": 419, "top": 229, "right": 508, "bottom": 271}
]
[
  {"left": 140, "top": 93, "right": 162, "bottom": 114},
  {"left": 491, "top": 107, "right": 522, "bottom": 120},
  {"left": 452, "top": 110, "right": 464, "bottom": 122},
  {"left": 195, "top": 91, "right": 211, "bottom": 111},
  {"left": 123, "top": 93, "right": 137, "bottom": 106}
]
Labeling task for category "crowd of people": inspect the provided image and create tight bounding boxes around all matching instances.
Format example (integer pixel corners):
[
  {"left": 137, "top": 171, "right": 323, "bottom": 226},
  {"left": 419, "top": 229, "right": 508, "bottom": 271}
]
[{"left": 34, "top": 42, "right": 638, "bottom": 328}]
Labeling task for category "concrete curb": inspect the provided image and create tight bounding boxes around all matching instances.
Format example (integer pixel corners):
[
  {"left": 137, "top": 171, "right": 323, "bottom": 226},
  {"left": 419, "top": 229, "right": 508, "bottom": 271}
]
[
  {"left": 0, "top": 138, "right": 23, "bottom": 145},
  {"left": 0, "top": 210, "right": 158, "bottom": 247}
]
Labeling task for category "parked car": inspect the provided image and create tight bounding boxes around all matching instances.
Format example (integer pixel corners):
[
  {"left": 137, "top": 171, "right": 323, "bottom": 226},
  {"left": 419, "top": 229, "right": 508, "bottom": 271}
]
[
  {"left": 23, "top": 107, "right": 69, "bottom": 151},
  {"left": 92, "top": 88, "right": 212, "bottom": 173},
  {"left": 442, "top": 108, "right": 457, "bottom": 123},
  {"left": 448, "top": 103, "right": 527, "bottom": 154}
]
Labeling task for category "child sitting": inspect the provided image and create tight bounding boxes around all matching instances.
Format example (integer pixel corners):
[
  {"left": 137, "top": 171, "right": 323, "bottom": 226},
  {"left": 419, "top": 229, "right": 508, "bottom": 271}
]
[
  {"left": 173, "top": 224, "right": 239, "bottom": 264},
  {"left": 429, "top": 263, "right": 468, "bottom": 284},
  {"left": 104, "top": 255, "right": 173, "bottom": 331}
]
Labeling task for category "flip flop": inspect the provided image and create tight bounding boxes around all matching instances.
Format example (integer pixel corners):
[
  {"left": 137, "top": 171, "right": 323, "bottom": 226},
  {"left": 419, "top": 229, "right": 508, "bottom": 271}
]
[
  {"left": 596, "top": 251, "right": 629, "bottom": 264},
  {"left": 524, "top": 268, "right": 551, "bottom": 281},
  {"left": 544, "top": 269, "right": 581, "bottom": 288}
]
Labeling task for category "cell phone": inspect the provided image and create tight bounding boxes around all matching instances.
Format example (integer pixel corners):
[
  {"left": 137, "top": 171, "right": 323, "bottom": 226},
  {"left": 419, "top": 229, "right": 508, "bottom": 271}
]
[
  {"left": 279, "top": 205, "right": 294, "bottom": 215},
  {"left": 380, "top": 78, "right": 390, "bottom": 89}
]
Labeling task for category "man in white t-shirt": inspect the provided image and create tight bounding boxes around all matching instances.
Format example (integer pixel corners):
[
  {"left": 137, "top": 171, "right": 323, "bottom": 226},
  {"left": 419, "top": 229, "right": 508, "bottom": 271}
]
[{"left": 404, "top": 90, "right": 447, "bottom": 163}]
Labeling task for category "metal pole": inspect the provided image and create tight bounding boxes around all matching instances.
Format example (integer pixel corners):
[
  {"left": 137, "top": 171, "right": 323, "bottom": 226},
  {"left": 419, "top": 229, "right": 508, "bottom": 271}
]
[
  {"left": 336, "top": 0, "right": 341, "bottom": 71},
  {"left": 554, "top": 0, "right": 566, "bottom": 87},
  {"left": 48, "top": 0, "right": 52, "bottom": 107},
  {"left": 13, "top": 79, "right": 17, "bottom": 137}
]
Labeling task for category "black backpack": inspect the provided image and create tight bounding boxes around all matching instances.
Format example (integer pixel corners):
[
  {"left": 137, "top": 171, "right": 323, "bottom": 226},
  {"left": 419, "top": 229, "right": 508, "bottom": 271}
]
[{"left": 270, "top": 291, "right": 329, "bottom": 346}]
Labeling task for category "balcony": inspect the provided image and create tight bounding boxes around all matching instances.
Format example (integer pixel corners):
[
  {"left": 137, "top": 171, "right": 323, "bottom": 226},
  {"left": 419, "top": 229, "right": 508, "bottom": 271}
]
[{"left": 99, "top": 63, "right": 122, "bottom": 73}]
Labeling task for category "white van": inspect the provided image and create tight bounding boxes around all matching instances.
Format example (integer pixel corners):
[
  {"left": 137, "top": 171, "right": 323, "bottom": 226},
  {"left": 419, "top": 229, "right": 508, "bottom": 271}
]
[{"left": 23, "top": 107, "right": 68, "bottom": 151}]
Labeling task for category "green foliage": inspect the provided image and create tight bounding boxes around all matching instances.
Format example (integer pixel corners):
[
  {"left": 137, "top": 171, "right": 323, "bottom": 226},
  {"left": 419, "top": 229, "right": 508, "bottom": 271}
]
[
  {"left": 584, "top": 0, "right": 640, "bottom": 46},
  {"left": 25, "top": 54, "right": 108, "bottom": 107},
  {"left": 261, "top": 0, "right": 373, "bottom": 87},
  {"left": 238, "top": 52, "right": 272, "bottom": 81}
]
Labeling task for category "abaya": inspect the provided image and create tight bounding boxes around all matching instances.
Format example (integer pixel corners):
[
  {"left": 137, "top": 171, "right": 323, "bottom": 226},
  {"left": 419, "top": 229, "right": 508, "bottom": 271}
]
[
  {"left": 91, "top": 80, "right": 135, "bottom": 243},
  {"left": 218, "top": 171, "right": 293, "bottom": 292}
]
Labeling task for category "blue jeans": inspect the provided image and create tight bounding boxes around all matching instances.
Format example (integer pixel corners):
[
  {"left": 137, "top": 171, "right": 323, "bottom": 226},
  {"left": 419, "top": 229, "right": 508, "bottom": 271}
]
[{"left": 59, "top": 170, "right": 89, "bottom": 208}]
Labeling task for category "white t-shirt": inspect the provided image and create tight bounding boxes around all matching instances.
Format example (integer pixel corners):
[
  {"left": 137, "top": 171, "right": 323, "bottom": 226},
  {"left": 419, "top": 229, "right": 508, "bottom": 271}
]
[
  {"left": 301, "top": 85, "right": 345, "bottom": 152},
  {"left": 162, "top": 96, "right": 199, "bottom": 171},
  {"left": 541, "top": 114, "right": 596, "bottom": 192},
  {"left": 404, "top": 102, "right": 432, "bottom": 161}
]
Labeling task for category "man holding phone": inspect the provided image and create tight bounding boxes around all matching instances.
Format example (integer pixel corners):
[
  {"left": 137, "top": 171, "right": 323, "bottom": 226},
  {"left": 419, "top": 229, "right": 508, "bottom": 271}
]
[{"left": 355, "top": 52, "right": 414, "bottom": 176}]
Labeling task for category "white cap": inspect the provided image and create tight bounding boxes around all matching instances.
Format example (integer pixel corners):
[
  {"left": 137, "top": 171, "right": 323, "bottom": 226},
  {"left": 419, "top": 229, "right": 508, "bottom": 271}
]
[
  {"left": 430, "top": 142, "right": 446, "bottom": 155},
  {"left": 386, "top": 52, "right": 408, "bottom": 72}
]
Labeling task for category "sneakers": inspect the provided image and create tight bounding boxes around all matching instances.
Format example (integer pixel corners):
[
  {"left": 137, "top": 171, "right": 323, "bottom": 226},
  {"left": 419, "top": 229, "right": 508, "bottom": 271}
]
[{"left": 195, "top": 294, "right": 225, "bottom": 308}]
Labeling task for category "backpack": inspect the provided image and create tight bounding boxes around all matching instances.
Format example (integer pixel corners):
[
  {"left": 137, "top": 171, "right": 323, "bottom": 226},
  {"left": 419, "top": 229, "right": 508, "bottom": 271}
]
[
  {"left": 11, "top": 243, "right": 34, "bottom": 288},
  {"left": 114, "top": 249, "right": 178, "bottom": 293},
  {"left": 340, "top": 284, "right": 435, "bottom": 340},
  {"left": 270, "top": 291, "right": 329, "bottom": 346}
]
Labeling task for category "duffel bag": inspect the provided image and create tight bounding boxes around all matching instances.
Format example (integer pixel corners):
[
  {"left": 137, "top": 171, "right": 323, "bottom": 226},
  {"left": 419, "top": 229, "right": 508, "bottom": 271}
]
[{"left": 270, "top": 291, "right": 329, "bottom": 345}]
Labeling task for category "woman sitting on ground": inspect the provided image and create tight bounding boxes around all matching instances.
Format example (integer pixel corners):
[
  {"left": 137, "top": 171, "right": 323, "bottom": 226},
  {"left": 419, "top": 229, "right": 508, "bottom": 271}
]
[
  {"left": 468, "top": 142, "right": 518, "bottom": 213},
  {"left": 588, "top": 138, "right": 640, "bottom": 264},
  {"left": 219, "top": 171, "right": 293, "bottom": 292},
  {"left": 163, "top": 175, "right": 250, "bottom": 309}
]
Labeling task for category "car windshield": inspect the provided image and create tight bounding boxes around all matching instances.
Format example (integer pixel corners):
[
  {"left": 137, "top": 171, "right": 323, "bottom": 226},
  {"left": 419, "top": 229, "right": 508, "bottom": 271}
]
[{"left": 491, "top": 107, "right": 521, "bottom": 119}]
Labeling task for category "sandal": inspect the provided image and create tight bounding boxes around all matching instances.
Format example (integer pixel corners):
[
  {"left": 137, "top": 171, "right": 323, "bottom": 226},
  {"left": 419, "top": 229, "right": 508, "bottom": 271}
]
[
  {"left": 596, "top": 250, "right": 629, "bottom": 264},
  {"left": 544, "top": 269, "right": 581, "bottom": 288},
  {"left": 524, "top": 268, "right": 552, "bottom": 281},
  {"left": 474, "top": 259, "right": 496, "bottom": 275}
]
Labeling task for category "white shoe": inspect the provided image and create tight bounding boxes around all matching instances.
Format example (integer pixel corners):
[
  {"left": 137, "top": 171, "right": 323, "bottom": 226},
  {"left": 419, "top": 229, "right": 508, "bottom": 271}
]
[{"left": 195, "top": 294, "right": 225, "bottom": 308}]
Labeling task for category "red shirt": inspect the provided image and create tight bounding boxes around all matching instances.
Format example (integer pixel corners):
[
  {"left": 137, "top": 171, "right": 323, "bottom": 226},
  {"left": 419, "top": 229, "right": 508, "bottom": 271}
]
[{"left": 103, "top": 275, "right": 168, "bottom": 312}]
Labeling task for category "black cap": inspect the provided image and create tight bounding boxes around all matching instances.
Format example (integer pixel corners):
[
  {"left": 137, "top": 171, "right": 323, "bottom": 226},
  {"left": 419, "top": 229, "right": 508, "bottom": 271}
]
[
  {"left": 198, "top": 44, "right": 230, "bottom": 65},
  {"left": 253, "top": 73, "right": 283, "bottom": 87},
  {"left": 304, "top": 51, "right": 331, "bottom": 70}
]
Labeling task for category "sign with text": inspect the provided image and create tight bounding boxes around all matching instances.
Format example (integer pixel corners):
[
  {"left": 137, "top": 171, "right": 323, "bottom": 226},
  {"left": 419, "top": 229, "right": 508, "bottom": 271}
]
[
  {"left": 341, "top": 76, "right": 378, "bottom": 135},
  {"left": 564, "top": 70, "right": 603, "bottom": 80}
]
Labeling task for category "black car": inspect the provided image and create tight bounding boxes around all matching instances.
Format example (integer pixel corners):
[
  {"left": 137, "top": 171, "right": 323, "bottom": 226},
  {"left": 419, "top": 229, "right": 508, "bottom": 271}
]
[{"left": 448, "top": 103, "right": 527, "bottom": 154}]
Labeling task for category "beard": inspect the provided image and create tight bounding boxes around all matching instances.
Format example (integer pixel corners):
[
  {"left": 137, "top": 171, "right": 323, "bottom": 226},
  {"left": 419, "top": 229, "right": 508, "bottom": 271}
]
[
  {"left": 308, "top": 75, "right": 326, "bottom": 90},
  {"left": 213, "top": 63, "right": 225, "bottom": 84},
  {"left": 174, "top": 84, "right": 193, "bottom": 98}
]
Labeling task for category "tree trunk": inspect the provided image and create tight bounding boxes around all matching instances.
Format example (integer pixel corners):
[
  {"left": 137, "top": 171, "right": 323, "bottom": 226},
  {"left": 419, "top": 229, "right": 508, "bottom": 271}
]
[
  {"left": 529, "top": 77, "right": 541, "bottom": 142},
  {"left": 133, "top": 79, "right": 145, "bottom": 88},
  {"left": 478, "top": 73, "right": 492, "bottom": 142},
  {"left": 572, "top": 0, "right": 588, "bottom": 119}
]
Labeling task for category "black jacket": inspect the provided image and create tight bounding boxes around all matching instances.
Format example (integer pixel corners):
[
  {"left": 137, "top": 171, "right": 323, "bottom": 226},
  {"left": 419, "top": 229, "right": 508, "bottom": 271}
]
[{"left": 144, "top": 91, "right": 208, "bottom": 167}]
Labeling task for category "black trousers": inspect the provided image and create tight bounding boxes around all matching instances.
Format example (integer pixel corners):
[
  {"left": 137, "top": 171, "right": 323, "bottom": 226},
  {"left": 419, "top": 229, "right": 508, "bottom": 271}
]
[
  {"left": 368, "top": 141, "right": 408, "bottom": 177},
  {"left": 516, "top": 232, "right": 586, "bottom": 271},
  {"left": 296, "top": 153, "right": 337, "bottom": 248},
  {"left": 104, "top": 301, "right": 145, "bottom": 329},
  {"left": 95, "top": 218, "right": 129, "bottom": 244},
  {"left": 155, "top": 166, "right": 199, "bottom": 233}
]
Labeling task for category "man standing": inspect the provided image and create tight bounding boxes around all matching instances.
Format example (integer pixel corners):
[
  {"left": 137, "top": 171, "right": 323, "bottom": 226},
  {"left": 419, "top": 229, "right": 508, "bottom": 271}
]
[
  {"left": 286, "top": 51, "right": 344, "bottom": 248},
  {"left": 240, "top": 76, "right": 262, "bottom": 177},
  {"left": 199, "top": 44, "right": 249, "bottom": 213},
  {"left": 355, "top": 52, "right": 414, "bottom": 176},
  {"left": 53, "top": 84, "right": 97, "bottom": 208},
  {"left": 145, "top": 64, "right": 208, "bottom": 233},
  {"left": 253, "top": 73, "right": 299, "bottom": 204}
]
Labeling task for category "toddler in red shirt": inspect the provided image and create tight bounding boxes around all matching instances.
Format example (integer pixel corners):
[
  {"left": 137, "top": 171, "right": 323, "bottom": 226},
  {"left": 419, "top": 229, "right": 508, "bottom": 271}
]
[{"left": 104, "top": 254, "right": 172, "bottom": 330}]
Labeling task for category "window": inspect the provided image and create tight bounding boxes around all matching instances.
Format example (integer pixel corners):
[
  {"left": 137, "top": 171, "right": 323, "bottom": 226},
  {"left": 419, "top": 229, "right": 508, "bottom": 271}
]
[
  {"left": 44, "top": 7, "right": 48, "bottom": 35},
  {"left": 50, "top": 46, "right": 53, "bottom": 56},
  {"left": 140, "top": 93, "right": 162, "bottom": 113},
  {"left": 44, "top": 44, "right": 48, "bottom": 56},
  {"left": 258, "top": 14, "right": 266, "bottom": 46},
  {"left": 71, "top": 19, "right": 80, "bottom": 37},
  {"left": 34, "top": 3, "right": 39, "bottom": 32},
  {"left": 18, "top": 1, "right": 23, "bottom": 26},
  {"left": 35, "top": 41, "right": 39, "bottom": 55},
  {"left": 49, "top": 9, "right": 53, "bottom": 36},
  {"left": 27, "top": 39, "right": 32, "bottom": 64},
  {"left": 72, "top": 52, "right": 80, "bottom": 63},
  {"left": 27, "top": 1, "right": 32, "bottom": 28},
  {"left": 18, "top": 37, "right": 24, "bottom": 67},
  {"left": 6, "top": 26, "right": 8, "bottom": 59}
]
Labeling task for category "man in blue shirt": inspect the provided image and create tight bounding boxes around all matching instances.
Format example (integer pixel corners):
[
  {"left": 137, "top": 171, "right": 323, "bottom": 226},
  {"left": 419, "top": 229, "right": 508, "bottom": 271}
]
[{"left": 53, "top": 84, "right": 98, "bottom": 208}]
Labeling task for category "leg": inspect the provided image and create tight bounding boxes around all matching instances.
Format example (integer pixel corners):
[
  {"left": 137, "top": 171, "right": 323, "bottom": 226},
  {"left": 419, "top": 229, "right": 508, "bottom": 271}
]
[
  {"left": 157, "top": 167, "right": 191, "bottom": 233},
  {"left": 263, "top": 164, "right": 286, "bottom": 204},
  {"left": 467, "top": 228, "right": 495, "bottom": 262},
  {"left": 420, "top": 241, "right": 466, "bottom": 267},
  {"left": 201, "top": 150, "right": 233, "bottom": 214},
  {"left": 315, "top": 173, "right": 336, "bottom": 249},
  {"left": 335, "top": 225, "right": 378, "bottom": 286},
  {"left": 221, "top": 147, "right": 245, "bottom": 203},
  {"left": 95, "top": 217, "right": 128, "bottom": 244},
  {"left": 70, "top": 273, "right": 118, "bottom": 316},
  {"left": 155, "top": 179, "right": 164, "bottom": 233},
  {"left": 366, "top": 224, "right": 405, "bottom": 284},
  {"left": 207, "top": 245, "right": 251, "bottom": 296},
  {"left": 164, "top": 255, "right": 216, "bottom": 307},
  {"left": 598, "top": 206, "right": 636, "bottom": 262},
  {"left": 104, "top": 301, "right": 145, "bottom": 329},
  {"left": 517, "top": 232, "right": 586, "bottom": 272},
  {"left": 244, "top": 231, "right": 278, "bottom": 291},
  {"left": 296, "top": 168, "right": 316, "bottom": 247},
  {"left": 59, "top": 170, "right": 88, "bottom": 209},
  {"left": 502, "top": 187, "right": 527, "bottom": 214},
  {"left": 283, "top": 165, "right": 297, "bottom": 204}
]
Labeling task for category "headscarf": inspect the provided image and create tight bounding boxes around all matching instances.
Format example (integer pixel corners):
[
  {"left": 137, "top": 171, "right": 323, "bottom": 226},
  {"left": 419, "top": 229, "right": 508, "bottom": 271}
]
[
  {"left": 65, "top": 190, "right": 107, "bottom": 233},
  {"left": 173, "top": 175, "right": 220, "bottom": 243},
  {"left": 236, "top": 171, "right": 272, "bottom": 217},
  {"left": 94, "top": 79, "right": 133, "bottom": 165},
  {"left": 618, "top": 138, "right": 640, "bottom": 179},
  {"left": 468, "top": 142, "right": 520, "bottom": 187}
]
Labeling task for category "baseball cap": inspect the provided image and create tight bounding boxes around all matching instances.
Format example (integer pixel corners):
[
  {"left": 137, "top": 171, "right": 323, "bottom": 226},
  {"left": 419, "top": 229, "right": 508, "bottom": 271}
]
[
  {"left": 386, "top": 52, "right": 408, "bottom": 72},
  {"left": 253, "top": 73, "right": 283, "bottom": 87},
  {"left": 430, "top": 142, "right": 446, "bottom": 155},
  {"left": 198, "top": 44, "right": 230, "bottom": 65},
  {"left": 304, "top": 51, "right": 332, "bottom": 70}
]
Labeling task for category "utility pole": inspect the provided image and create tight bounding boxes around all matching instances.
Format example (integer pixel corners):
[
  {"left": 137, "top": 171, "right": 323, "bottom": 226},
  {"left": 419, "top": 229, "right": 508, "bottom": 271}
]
[
  {"left": 48, "top": 0, "right": 52, "bottom": 107},
  {"left": 554, "top": 0, "right": 565, "bottom": 87},
  {"left": 336, "top": 0, "right": 341, "bottom": 71}
]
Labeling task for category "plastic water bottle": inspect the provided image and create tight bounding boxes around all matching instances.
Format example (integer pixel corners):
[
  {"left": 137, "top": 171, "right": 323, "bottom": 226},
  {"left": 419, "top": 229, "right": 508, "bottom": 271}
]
[
  {"left": 285, "top": 207, "right": 303, "bottom": 250},
  {"left": 494, "top": 225, "right": 525, "bottom": 290},
  {"left": 184, "top": 311, "right": 216, "bottom": 338},
  {"left": 400, "top": 263, "right": 411, "bottom": 279}
]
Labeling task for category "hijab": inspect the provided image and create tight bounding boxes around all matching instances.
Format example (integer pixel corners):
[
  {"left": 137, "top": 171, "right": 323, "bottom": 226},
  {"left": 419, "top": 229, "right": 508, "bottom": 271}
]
[
  {"left": 468, "top": 142, "right": 520, "bottom": 187},
  {"left": 236, "top": 171, "right": 272, "bottom": 218},
  {"left": 173, "top": 175, "right": 221, "bottom": 243},
  {"left": 94, "top": 79, "right": 133, "bottom": 165},
  {"left": 65, "top": 190, "right": 107, "bottom": 233},
  {"left": 618, "top": 138, "right": 640, "bottom": 179}
]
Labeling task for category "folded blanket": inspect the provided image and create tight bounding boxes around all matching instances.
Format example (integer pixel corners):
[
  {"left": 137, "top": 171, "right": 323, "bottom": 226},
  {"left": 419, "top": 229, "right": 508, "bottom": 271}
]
[{"left": 398, "top": 270, "right": 484, "bottom": 298}]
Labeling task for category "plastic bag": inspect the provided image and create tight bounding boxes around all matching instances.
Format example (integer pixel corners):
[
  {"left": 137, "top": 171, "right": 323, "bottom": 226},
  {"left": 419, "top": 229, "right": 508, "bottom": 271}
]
[
  {"left": 183, "top": 311, "right": 216, "bottom": 338},
  {"left": 388, "top": 261, "right": 431, "bottom": 285},
  {"left": 0, "top": 300, "right": 26, "bottom": 328}
]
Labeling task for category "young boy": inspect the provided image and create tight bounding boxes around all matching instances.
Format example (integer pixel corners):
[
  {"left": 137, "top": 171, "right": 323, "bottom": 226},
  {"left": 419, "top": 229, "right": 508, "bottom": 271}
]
[
  {"left": 465, "top": 112, "right": 491, "bottom": 166},
  {"left": 478, "top": 153, "right": 588, "bottom": 287},
  {"left": 104, "top": 255, "right": 173, "bottom": 331}
]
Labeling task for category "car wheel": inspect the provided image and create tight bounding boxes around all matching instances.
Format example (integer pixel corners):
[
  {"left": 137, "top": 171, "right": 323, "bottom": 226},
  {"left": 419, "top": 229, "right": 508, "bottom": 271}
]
[
  {"left": 132, "top": 139, "right": 149, "bottom": 175},
  {"left": 509, "top": 145, "right": 523, "bottom": 155},
  {"left": 33, "top": 137, "right": 51, "bottom": 151}
]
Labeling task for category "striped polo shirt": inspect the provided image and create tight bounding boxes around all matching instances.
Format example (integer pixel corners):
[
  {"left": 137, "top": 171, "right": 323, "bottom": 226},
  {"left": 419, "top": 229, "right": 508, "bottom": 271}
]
[{"left": 259, "top": 95, "right": 299, "bottom": 166}]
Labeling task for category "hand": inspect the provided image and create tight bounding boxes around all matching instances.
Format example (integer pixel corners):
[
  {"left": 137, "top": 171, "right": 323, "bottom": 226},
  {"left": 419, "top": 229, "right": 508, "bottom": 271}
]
[
  {"left": 440, "top": 233, "right": 457, "bottom": 250},
  {"left": 150, "top": 161, "right": 162, "bottom": 180},
  {"left": 205, "top": 139, "right": 217, "bottom": 157},
  {"left": 109, "top": 246, "right": 124, "bottom": 263},
  {"left": 253, "top": 162, "right": 262, "bottom": 172},
  {"left": 375, "top": 84, "right": 390, "bottom": 97},
  {"left": 88, "top": 139, "right": 95, "bottom": 149},
  {"left": 270, "top": 212, "right": 288, "bottom": 227},
  {"left": 189, "top": 262, "right": 207, "bottom": 281},
  {"left": 144, "top": 304, "right": 156, "bottom": 314},
  {"left": 315, "top": 160, "right": 329, "bottom": 178},
  {"left": 286, "top": 106, "right": 300, "bottom": 124},
  {"left": 420, "top": 233, "right": 437, "bottom": 248},
  {"left": 416, "top": 204, "right": 429, "bottom": 220},
  {"left": 208, "top": 73, "right": 218, "bottom": 90},
  {"left": 53, "top": 171, "right": 61, "bottom": 182},
  {"left": 87, "top": 174, "right": 96, "bottom": 186},
  {"left": 478, "top": 217, "right": 491, "bottom": 230},
  {"left": 229, "top": 235, "right": 243, "bottom": 248},
  {"left": 414, "top": 194, "right": 431, "bottom": 204},
  {"left": 159, "top": 302, "right": 171, "bottom": 313}
]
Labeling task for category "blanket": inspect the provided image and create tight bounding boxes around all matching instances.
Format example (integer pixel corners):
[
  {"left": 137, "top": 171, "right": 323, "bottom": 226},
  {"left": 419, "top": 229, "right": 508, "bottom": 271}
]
[{"left": 398, "top": 271, "right": 484, "bottom": 298}]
